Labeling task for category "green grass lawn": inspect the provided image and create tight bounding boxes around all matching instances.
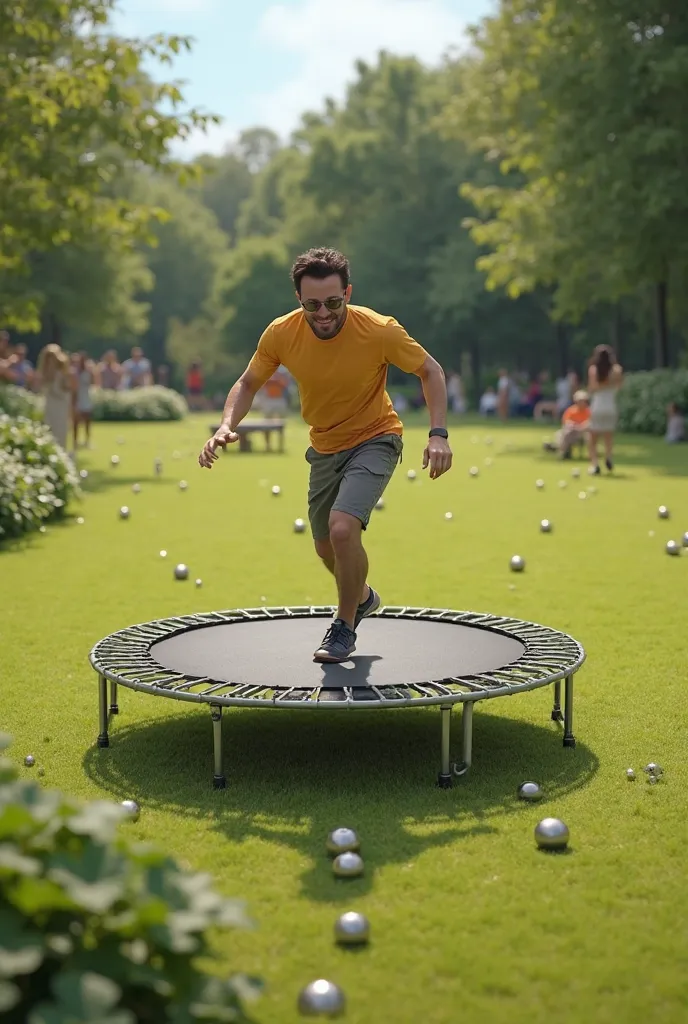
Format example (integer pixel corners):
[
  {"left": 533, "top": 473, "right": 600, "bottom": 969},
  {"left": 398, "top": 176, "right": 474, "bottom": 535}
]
[{"left": 2, "top": 413, "right": 687, "bottom": 1024}]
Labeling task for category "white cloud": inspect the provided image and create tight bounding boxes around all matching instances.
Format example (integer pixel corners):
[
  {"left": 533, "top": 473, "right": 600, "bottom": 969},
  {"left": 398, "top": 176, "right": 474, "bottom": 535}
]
[
  {"left": 256, "top": 0, "right": 468, "bottom": 134},
  {"left": 170, "top": 117, "right": 238, "bottom": 158}
]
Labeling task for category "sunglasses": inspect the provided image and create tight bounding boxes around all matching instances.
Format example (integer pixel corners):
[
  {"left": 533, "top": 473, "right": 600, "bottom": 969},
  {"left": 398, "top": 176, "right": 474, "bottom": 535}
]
[{"left": 300, "top": 296, "right": 346, "bottom": 313}]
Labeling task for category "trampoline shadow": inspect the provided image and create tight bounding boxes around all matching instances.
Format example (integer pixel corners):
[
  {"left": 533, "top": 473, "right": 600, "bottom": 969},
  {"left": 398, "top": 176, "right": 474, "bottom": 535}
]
[{"left": 83, "top": 704, "right": 598, "bottom": 902}]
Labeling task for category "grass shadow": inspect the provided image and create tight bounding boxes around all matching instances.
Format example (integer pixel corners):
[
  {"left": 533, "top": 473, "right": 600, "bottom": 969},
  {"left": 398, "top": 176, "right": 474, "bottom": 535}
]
[
  {"left": 78, "top": 470, "right": 180, "bottom": 495},
  {"left": 83, "top": 701, "right": 598, "bottom": 903}
]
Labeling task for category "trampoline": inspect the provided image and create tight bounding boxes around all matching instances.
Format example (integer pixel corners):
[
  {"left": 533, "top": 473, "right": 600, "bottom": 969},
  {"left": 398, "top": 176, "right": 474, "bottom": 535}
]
[{"left": 89, "top": 606, "right": 585, "bottom": 789}]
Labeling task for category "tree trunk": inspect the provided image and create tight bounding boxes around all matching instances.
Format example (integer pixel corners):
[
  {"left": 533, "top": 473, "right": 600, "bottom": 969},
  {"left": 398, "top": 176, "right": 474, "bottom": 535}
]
[
  {"left": 611, "top": 305, "right": 623, "bottom": 360},
  {"left": 469, "top": 336, "right": 481, "bottom": 407},
  {"left": 654, "top": 281, "right": 669, "bottom": 368}
]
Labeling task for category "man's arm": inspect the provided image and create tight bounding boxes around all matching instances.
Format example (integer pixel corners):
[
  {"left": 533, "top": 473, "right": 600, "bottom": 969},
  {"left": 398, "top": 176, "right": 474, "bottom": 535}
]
[
  {"left": 416, "top": 354, "right": 448, "bottom": 430},
  {"left": 220, "top": 366, "right": 264, "bottom": 431}
]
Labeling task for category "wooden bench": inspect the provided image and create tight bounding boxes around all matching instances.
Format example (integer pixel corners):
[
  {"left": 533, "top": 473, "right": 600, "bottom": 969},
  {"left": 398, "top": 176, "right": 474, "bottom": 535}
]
[{"left": 209, "top": 419, "right": 286, "bottom": 454}]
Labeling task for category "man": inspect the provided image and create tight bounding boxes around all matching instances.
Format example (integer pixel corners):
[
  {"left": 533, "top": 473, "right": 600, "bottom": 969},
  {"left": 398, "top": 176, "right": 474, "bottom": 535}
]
[
  {"left": 199, "top": 247, "right": 453, "bottom": 663},
  {"left": 121, "top": 346, "right": 152, "bottom": 389},
  {"left": 0, "top": 330, "right": 18, "bottom": 383},
  {"left": 543, "top": 390, "right": 590, "bottom": 459}
]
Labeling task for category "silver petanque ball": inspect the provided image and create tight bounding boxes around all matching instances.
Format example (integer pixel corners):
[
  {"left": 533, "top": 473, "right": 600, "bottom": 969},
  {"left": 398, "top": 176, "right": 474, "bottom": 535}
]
[
  {"left": 445, "top": 511, "right": 453, "bottom": 521},
  {"left": 644, "top": 762, "right": 663, "bottom": 778},
  {"left": 121, "top": 799, "right": 140, "bottom": 822},
  {"left": 179, "top": 480, "right": 188, "bottom": 491},
  {"left": 578, "top": 491, "right": 588, "bottom": 500},
  {"left": 666, "top": 540, "right": 681, "bottom": 557},
  {"left": 326, "top": 828, "right": 360, "bottom": 856},
  {"left": 375, "top": 497, "right": 384, "bottom": 510},
  {"left": 79, "top": 469, "right": 89, "bottom": 480},
  {"left": 626, "top": 768, "right": 636, "bottom": 781},
  {"left": 658, "top": 505, "right": 670, "bottom": 519},
  {"left": 272, "top": 485, "right": 281, "bottom": 496},
  {"left": 24, "top": 755, "right": 35, "bottom": 767},
  {"left": 119, "top": 506, "right": 130, "bottom": 520},
  {"left": 510, "top": 555, "right": 526, "bottom": 573},
  {"left": 110, "top": 455, "right": 120, "bottom": 467},
  {"left": 159, "top": 549, "right": 167, "bottom": 558},
  {"left": 294, "top": 518, "right": 306, "bottom": 534},
  {"left": 174, "top": 563, "right": 189, "bottom": 581},
  {"left": 76, "top": 517, "right": 85, "bottom": 525},
  {"left": 518, "top": 781, "right": 543, "bottom": 802},
  {"left": 334, "top": 911, "right": 370, "bottom": 946},
  {"left": 195, "top": 579, "right": 203, "bottom": 588},
  {"left": 132, "top": 483, "right": 141, "bottom": 494},
  {"left": 540, "top": 519, "right": 553, "bottom": 534},
  {"left": 683, "top": 531, "right": 688, "bottom": 547},
  {"left": 407, "top": 469, "right": 416, "bottom": 480},
  {"left": 333, "top": 852, "right": 364, "bottom": 878},
  {"left": 297, "top": 979, "right": 346, "bottom": 1018},
  {"left": 536, "top": 479, "right": 545, "bottom": 490},
  {"left": 647, "top": 774, "right": 658, "bottom": 786},
  {"left": 535, "top": 817, "right": 570, "bottom": 851},
  {"left": 469, "top": 466, "right": 479, "bottom": 477}
]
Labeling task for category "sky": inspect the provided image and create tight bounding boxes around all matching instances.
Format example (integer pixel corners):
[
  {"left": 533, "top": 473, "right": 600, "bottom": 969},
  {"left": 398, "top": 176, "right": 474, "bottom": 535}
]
[{"left": 113, "top": 0, "right": 492, "bottom": 156}]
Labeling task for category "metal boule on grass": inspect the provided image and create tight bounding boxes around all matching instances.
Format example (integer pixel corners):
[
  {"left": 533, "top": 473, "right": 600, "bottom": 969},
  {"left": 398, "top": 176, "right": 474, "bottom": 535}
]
[
  {"left": 540, "top": 519, "right": 553, "bottom": 533},
  {"left": 375, "top": 498, "right": 384, "bottom": 510},
  {"left": 179, "top": 480, "right": 188, "bottom": 491},
  {"left": 407, "top": 469, "right": 416, "bottom": 480},
  {"left": 469, "top": 466, "right": 479, "bottom": 477},
  {"left": 195, "top": 579, "right": 203, "bottom": 588},
  {"left": 626, "top": 768, "right": 636, "bottom": 781},
  {"left": 644, "top": 762, "right": 663, "bottom": 778},
  {"left": 272, "top": 485, "right": 281, "bottom": 496},
  {"left": 510, "top": 555, "right": 526, "bottom": 573},
  {"left": 517, "top": 781, "right": 543, "bottom": 802},
  {"left": 647, "top": 775, "right": 658, "bottom": 786},
  {"left": 77, "top": 517, "right": 85, "bottom": 525},
  {"left": 578, "top": 491, "right": 588, "bottom": 500},
  {"left": 536, "top": 479, "right": 545, "bottom": 490},
  {"left": 658, "top": 505, "right": 670, "bottom": 519},
  {"left": 79, "top": 469, "right": 89, "bottom": 480},
  {"left": 534, "top": 817, "right": 570, "bottom": 851},
  {"left": 445, "top": 512, "right": 453, "bottom": 521},
  {"left": 294, "top": 518, "right": 306, "bottom": 534},
  {"left": 332, "top": 852, "right": 364, "bottom": 878},
  {"left": 326, "top": 828, "right": 360, "bottom": 856},
  {"left": 160, "top": 549, "right": 167, "bottom": 558},
  {"left": 110, "top": 455, "right": 120, "bottom": 467},
  {"left": 121, "top": 799, "right": 140, "bottom": 821},
  {"left": 334, "top": 911, "right": 370, "bottom": 946},
  {"left": 24, "top": 755, "right": 35, "bottom": 767},
  {"left": 682, "top": 531, "right": 688, "bottom": 547},
  {"left": 132, "top": 484, "right": 141, "bottom": 494},
  {"left": 119, "top": 507, "right": 130, "bottom": 520},
  {"left": 665, "top": 540, "right": 681, "bottom": 557},
  {"left": 174, "top": 564, "right": 189, "bottom": 581},
  {"left": 297, "top": 979, "right": 346, "bottom": 1018}
]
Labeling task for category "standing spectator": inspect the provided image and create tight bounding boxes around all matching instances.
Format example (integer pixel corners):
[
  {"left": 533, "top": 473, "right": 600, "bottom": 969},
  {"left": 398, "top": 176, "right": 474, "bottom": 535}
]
[
  {"left": 259, "top": 366, "right": 290, "bottom": 418},
  {"left": 0, "top": 331, "right": 18, "bottom": 383},
  {"left": 98, "top": 349, "right": 122, "bottom": 390},
  {"left": 185, "top": 361, "right": 204, "bottom": 411},
  {"left": 37, "top": 344, "right": 71, "bottom": 449},
  {"left": 665, "top": 403, "right": 685, "bottom": 444},
  {"left": 446, "top": 370, "right": 466, "bottom": 414},
  {"left": 587, "top": 344, "right": 623, "bottom": 474},
  {"left": 121, "top": 346, "right": 152, "bottom": 389},
  {"left": 72, "top": 352, "right": 98, "bottom": 450},
  {"left": 11, "top": 344, "right": 35, "bottom": 390},
  {"left": 156, "top": 363, "right": 171, "bottom": 388},
  {"left": 497, "top": 368, "right": 510, "bottom": 421},
  {"left": 479, "top": 386, "right": 498, "bottom": 417}
]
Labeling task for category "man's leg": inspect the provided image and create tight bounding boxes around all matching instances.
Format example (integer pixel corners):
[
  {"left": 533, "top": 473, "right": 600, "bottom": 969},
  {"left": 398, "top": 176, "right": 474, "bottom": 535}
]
[
  {"left": 314, "top": 535, "right": 369, "bottom": 608},
  {"left": 588, "top": 429, "right": 600, "bottom": 470},
  {"left": 329, "top": 513, "right": 368, "bottom": 630}
]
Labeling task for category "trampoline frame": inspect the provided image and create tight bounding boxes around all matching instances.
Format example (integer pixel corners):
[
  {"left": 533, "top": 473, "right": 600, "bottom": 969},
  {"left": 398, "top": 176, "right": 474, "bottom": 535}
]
[{"left": 89, "top": 606, "right": 585, "bottom": 789}]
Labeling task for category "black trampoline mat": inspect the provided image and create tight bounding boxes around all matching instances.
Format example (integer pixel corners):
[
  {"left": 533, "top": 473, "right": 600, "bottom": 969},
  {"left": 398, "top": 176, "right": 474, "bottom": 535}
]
[{"left": 150, "top": 617, "right": 525, "bottom": 690}]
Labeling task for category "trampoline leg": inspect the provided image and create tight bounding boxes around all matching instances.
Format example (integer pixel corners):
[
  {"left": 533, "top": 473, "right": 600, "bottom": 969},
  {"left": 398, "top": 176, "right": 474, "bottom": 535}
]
[
  {"left": 211, "top": 706, "right": 226, "bottom": 790},
  {"left": 453, "top": 702, "right": 474, "bottom": 778},
  {"left": 109, "top": 679, "right": 119, "bottom": 716},
  {"left": 563, "top": 675, "right": 576, "bottom": 748},
  {"left": 551, "top": 679, "right": 563, "bottom": 722},
  {"left": 97, "top": 675, "right": 109, "bottom": 748},
  {"left": 437, "top": 705, "right": 453, "bottom": 789}
]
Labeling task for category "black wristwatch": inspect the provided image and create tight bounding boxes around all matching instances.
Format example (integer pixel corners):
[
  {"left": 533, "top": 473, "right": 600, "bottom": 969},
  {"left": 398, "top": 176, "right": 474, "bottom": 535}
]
[{"left": 429, "top": 427, "right": 449, "bottom": 439}]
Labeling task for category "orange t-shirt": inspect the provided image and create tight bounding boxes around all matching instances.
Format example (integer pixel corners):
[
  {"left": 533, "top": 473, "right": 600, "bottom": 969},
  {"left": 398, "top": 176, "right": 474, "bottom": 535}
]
[
  {"left": 247, "top": 305, "right": 428, "bottom": 453},
  {"left": 563, "top": 405, "right": 590, "bottom": 427},
  {"left": 263, "top": 370, "right": 290, "bottom": 399}
]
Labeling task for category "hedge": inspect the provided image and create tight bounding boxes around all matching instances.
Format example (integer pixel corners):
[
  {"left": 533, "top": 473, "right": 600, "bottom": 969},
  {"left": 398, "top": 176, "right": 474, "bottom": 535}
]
[
  {"left": 617, "top": 368, "right": 688, "bottom": 436},
  {"left": 92, "top": 386, "right": 187, "bottom": 422},
  {"left": 0, "top": 384, "right": 43, "bottom": 421},
  {"left": 0, "top": 734, "right": 260, "bottom": 1023},
  {"left": 0, "top": 415, "right": 78, "bottom": 541}
]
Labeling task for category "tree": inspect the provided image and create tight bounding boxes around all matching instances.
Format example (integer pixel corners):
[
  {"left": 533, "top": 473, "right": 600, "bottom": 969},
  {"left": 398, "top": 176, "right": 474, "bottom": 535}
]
[
  {"left": 0, "top": 0, "right": 218, "bottom": 329},
  {"left": 193, "top": 153, "right": 254, "bottom": 242}
]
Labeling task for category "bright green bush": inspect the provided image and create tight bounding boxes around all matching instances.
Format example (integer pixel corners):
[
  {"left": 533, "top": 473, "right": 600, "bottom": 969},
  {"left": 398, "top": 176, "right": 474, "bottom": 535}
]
[
  {"left": 92, "top": 387, "right": 188, "bottom": 422},
  {"left": 617, "top": 369, "right": 688, "bottom": 435},
  {"left": 0, "top": 735, "right": 260, "bottom": 1023},
  {"left": 0, "top": 384, "right": 43, "bottom": 421},
  {"left": 0, "top": 416, "right": 78, "bottom": 541}
]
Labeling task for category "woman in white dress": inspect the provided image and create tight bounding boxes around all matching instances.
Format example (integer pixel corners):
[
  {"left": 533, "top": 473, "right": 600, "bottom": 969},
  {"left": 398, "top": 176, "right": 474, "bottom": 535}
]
[
  {"left": 587, "top": 345, "right": 623, "bottom": 474},
  {"left": 37, "top": 344, "right": 72, "bottom": 450}
]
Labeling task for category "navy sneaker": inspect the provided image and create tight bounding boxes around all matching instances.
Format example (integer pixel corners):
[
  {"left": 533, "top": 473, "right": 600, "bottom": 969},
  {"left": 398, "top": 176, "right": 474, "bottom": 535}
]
[
  {"left": 313, "top": 619, "right": 357, "bottom": 663},
  {"left": 354, "top": 587, "right": 381, "bottom": 630}
]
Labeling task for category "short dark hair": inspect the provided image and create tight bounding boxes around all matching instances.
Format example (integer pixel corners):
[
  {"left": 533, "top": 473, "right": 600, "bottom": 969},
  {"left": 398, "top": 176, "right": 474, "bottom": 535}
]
[{"left": 291, "top": 247, "right": 350, "bottom": 294}]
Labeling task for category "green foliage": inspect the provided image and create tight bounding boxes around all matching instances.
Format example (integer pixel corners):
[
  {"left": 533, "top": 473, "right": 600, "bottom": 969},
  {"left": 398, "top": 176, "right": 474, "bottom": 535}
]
[
  {"left": 0, "top": 0, "right": 218, "bottom": 330},
  {"left": 0, "top": 385, "right": 43, "bottom": 421},
  {"left": 617, "top": 369, "right": 688, "bottom": 435},
  {"left": 0, "top": 415, "right": 78, "bottom": 540},
  {"left": 0, "top": 735, "right": 260, "bottom": 1022},
  {"left": 91, "top": 387, "right": 187, "bottom": 422}
]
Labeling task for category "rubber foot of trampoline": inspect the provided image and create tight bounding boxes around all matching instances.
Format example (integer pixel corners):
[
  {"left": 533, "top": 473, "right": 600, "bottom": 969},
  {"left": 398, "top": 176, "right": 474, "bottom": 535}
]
[
  {"left": 437, "top": 773, "right": 453, "bottom": 789},
  {"left": 563, "top": 736, "right": 576, "bottom": 748},
  {"left": 97, "top": 735, "right": 110, "bottom": 748},
  {"left": 109, "top": 705, "right": 119, "bottom": 715},
  {"left": 213, "top": 775, "right": 227, "bottom": 790},
  {"left": 551, "top": 710, "right": 563, "bottom": 722}
]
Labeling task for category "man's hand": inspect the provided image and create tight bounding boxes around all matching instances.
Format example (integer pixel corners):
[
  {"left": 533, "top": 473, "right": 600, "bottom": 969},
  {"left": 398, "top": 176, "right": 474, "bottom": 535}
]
[
  {"left": 422, "top": 436, "right": 453, "bottom": 480},
  {"left": 198, "top": 426, "right": 240, "bottom": 469}
]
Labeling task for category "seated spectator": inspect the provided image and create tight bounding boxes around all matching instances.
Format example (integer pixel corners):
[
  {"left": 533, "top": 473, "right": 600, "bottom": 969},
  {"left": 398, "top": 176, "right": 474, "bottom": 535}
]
[
  {"left": 258, "top": 367, "right": 290, "bottom": 418},
  {"left": 543, "top": 390, "right": 590, "bottom": 459},
  {"left": 665, "top": 402, "right": 685, "bottom": 444},
  {"left": 185, "top": 361, "right": 205, "bottom": 411},
  {"left": 121, "top": 346, "right": 152, "bottom": 389},
  {"left": 479, "top": 386, "right": 498, "bottom": 417},
  {"left": 98, "top": 349, "right": 122, "bottom": 390}
]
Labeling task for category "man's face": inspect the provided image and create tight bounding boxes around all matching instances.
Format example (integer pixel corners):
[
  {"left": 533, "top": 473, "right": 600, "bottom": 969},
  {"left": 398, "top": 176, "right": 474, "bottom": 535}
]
[
  {"left": 298, "top": 274, "right": 352, "bottom": 340},
  {"left": 132, "top": 347, "right": 143, "bottom": 361}
]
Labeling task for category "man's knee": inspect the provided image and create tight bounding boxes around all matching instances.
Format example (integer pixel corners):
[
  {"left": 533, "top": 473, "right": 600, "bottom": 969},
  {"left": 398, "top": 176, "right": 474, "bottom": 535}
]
[
  {"left": 328, "top": 511, "right": 361, "bottom": 549},
  {"left": 314, "top": 537, "right": 333, "bottom": 562}
]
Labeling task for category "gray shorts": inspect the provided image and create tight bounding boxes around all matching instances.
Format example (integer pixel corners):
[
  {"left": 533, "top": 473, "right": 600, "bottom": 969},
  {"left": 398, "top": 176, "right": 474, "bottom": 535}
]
[{"left": 306, "top": 433, "right": 403, "bottom": 540}]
